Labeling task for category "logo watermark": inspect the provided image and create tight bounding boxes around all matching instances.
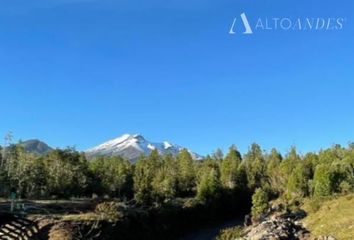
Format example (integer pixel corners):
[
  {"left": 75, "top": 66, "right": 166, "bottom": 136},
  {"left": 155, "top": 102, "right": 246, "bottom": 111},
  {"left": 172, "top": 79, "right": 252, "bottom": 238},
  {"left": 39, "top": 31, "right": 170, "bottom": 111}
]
[{"left": 229, "top": 13, "right": 346, "bottom": 35}]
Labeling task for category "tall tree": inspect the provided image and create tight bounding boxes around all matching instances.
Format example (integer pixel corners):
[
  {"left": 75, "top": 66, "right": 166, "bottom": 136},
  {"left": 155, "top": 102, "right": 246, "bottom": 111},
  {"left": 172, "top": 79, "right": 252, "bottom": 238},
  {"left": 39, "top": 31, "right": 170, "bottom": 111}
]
[
  {"left": 176, "top": 149, "right": 196, "bottom": 195},
  {"left": 134, "top": 150, "right": 161, "bottom": 204},
  {"left": 313, "top": 164, "right": 332, "bottom": 197},
  {"left": 212, "top": 148, "right": 224, "bottom": 162},
  {"left": 151, "top": 155, "right": 177, "bottom": 203},
  {"left": 266, "top": 148, "right": 283, "bottom": 195},
  {"left": 279, "top": 147, "right": 301, "bottom": 193},
  {"left": 220, "top": 145, "right": 242, "bottom": 189},
  {"left": 90, "top": 156, "right": 133, "bottom": 198},
  {"left": 197, "top": 167, "right": 222, "bottom": 203},
  {"left": 287, "top": 163, "right": 310, "bottom": 198},
  {"left": 44, "top": 148, "right": 89, "bottom": 198},
  {"left": 243, "top": 143, "right": 267, "bottom": 191}
]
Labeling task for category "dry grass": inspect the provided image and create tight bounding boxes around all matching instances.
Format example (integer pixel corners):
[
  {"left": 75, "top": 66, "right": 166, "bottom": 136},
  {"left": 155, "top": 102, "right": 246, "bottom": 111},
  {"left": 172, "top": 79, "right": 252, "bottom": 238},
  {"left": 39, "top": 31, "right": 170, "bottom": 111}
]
[
  {"left": 302, "top": 194, "right": 354, "bottom": 240},
  {"left": 62, "top": 213, "right": 102, "bottom": 221}
]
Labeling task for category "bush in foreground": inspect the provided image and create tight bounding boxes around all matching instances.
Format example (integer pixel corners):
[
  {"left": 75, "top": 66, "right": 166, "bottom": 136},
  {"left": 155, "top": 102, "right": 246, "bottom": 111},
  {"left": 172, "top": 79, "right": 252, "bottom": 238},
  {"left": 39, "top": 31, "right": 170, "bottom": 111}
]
[{"left": 216, "top": 226, "right": 243, "bottom": 240}]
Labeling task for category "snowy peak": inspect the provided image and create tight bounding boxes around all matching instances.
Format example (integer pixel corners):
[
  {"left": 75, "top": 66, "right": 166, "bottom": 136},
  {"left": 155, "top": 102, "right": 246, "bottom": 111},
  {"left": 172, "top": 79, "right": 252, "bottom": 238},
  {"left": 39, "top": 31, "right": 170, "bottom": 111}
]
[
  {"left": 163, "top": 141, "right": 173, "bottom": 149},
  {"left": 86, "top": 134, "right": 202, "bottom": 162}
]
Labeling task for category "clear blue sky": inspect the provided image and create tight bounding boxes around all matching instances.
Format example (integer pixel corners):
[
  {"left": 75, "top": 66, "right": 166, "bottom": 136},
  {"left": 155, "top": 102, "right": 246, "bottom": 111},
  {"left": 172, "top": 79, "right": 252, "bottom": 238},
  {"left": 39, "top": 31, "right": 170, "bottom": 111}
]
[{"left": 0, "top": 0, "right": 353, "bottom": 155}]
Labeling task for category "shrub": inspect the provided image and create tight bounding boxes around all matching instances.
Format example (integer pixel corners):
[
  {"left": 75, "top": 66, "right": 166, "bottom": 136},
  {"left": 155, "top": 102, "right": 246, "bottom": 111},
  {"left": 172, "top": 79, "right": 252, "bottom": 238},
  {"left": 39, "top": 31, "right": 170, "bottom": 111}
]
[
  {"left": 303, "top": 198, "right": 325, "bottom": 214},
  {"left": 216, "top": 226, "right": 243, "bottom": 240},
  {"left": 95, "top": 202, "right": 123, "bottom": 221},
  {"left": 340, "top": 181, "right": 353, "bottom": 195}
]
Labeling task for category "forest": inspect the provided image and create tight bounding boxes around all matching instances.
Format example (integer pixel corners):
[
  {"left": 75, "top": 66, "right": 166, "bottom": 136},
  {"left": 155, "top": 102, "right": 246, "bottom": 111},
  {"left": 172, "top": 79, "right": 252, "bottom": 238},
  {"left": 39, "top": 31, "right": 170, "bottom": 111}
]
[{"left": 1, "top": 140, "right": 354, "bottom": 221}]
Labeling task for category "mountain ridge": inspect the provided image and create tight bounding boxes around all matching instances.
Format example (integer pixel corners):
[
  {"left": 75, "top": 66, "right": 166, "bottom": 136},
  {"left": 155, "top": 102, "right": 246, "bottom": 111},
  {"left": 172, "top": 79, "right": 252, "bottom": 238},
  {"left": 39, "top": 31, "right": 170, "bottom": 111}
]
[
  {"left": 18, "top": 139, "right": 53, "bottom": 155},
  {"left": 85, "top": 134, "right": 202, "bottom": 162}
]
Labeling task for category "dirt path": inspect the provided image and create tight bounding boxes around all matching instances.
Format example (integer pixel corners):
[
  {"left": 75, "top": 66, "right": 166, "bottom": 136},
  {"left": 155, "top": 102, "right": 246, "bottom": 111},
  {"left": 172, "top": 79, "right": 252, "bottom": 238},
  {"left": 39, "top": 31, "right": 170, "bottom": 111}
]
[{"left": 179, "top": 217, "right": 243, "bottom": 240}]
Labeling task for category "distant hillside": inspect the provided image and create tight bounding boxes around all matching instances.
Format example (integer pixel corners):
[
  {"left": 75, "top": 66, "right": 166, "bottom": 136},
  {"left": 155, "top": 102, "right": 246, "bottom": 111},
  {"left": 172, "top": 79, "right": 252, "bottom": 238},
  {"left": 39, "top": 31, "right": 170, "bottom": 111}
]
[{"left": 18, "top": 139, "right": 53, "bottom": 155}]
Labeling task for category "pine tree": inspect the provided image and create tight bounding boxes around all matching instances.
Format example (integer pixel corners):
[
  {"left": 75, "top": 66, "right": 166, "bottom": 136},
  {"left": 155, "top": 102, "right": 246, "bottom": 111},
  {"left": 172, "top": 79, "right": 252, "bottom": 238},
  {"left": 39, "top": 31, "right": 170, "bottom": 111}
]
[
  {"left": 220, "top": 145, "right": 242, "bottom": 189},
  {"left": 212, "top": 148, "right": 224, "bottom": 162},
  {"left": 287, "top": 164, "right": 310, "bottom": 198},
  {"left": 44, "top": 148, "right": 89, "bottom": 198},
  {"left": 133, "top": 150, "right": 161, "bottom": 204},
  {"left": 313, "top": 164, "right": 332, "bottom": 197},
  {"left": 244, "top": 143, "right": 267, "bottom": 191},
  {"left": 266, "top": 148, "right": 283, "bottom": 195},
  {"left": 279, "top": 147, "right": 301, "bottom": 193},
  {"left": 251, "top": 188, "right": 269, "bottom": 220},
  {"left": 176, "top": 149, "right": 196, "bottom": 195},
  {"left": 151, "top": 155, "right": 177, "bottom": 203},
  {"left": 196, "top": 167, "right": 222, "bottom": 203},
  {"left": 90, "top": 156, "right": 132, "bottom": 198}
]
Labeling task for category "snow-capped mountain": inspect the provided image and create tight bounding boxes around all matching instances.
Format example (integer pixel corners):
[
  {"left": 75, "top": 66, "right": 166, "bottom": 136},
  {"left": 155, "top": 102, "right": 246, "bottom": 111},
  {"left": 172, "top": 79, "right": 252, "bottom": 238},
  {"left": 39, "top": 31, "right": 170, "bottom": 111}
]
[{"left": 85, "top": 134, "right": 202, "bottom": 162}]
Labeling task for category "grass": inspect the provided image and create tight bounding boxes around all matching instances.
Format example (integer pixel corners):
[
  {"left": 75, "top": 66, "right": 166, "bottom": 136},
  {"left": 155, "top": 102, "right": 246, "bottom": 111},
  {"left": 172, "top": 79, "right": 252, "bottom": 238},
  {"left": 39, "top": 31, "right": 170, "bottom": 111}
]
[
  {"left": 302, "top": 194, "right": 354, "bottom": 240},
  {"left": 62, "top": 213, "right": 103, "bottom": 221}
]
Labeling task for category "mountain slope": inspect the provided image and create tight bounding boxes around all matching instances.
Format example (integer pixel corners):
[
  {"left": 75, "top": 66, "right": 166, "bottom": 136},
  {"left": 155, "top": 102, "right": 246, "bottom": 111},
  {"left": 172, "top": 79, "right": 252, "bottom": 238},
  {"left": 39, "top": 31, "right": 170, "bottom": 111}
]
[
  {"left": 19, "top": 139, "right": 53, "bottom": 155},
  {"left": 86, "top": 134, "right": 202, "bottom": 162},
  {"left": 302, "top": 194, "right": 354, "bottom": 239}
]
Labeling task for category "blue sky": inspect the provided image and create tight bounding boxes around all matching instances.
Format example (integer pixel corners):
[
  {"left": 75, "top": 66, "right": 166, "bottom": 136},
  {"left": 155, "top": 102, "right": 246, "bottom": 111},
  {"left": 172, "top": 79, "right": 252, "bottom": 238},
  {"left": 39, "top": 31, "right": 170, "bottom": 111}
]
[{"left": 0, "top": 0, "right": 353, "bottom": 155}]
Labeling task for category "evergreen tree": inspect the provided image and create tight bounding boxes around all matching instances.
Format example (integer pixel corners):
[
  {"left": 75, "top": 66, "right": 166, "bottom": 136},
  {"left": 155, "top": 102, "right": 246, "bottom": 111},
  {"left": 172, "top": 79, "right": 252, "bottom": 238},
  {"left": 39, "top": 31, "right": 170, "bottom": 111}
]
[
  {"left": 220, "top": 145, "right": 242, "bottom": 189},
  {"left": 29, "top": 157, "right": 47, "bottom": 198},
  {"left": 251, "top": 188, "right": 269, "bottom": 220},
  {"left": 287, "top": 163, "right": 310, "bottom": 198},
  {"left": 329, "top": 161, "right": 354, "bottom": 194},
  {"left": 313, "top": 164, "right": 332, "bottom": 197},
  {"left": 151, "top": 155, "right": 177, "bottom": 203},
  {"left": 176, "top": 149, "right": 196, "bottom": 195},
  {"left": 303, "top": 153, "right": 317, "bottom": 179},
  {"left": 212, "top": 148, "right": 224, "bottom": 162},
  {"left": 134, "top": 150, "right": 161, "bottom": 204},
  {"left": 196, "top": 167, "right": 222, "bottom": 203},
  {"left": 44, "top": 148, "right": 89, "bottom": 198},
  {"left": 279, "top": 147, "right": 301, "bottom": 193},
  {"left": 318, "top": 145, "right": 344, "bottom": 165},
  {"left": 266, "top": 148, "right": 283, "bottom": 195},
  {"left": 90, "top": 156, "right": 133, "bottom": 198},
  {"left": 244, "top": 143, "right": 267, "bottom": 191}
]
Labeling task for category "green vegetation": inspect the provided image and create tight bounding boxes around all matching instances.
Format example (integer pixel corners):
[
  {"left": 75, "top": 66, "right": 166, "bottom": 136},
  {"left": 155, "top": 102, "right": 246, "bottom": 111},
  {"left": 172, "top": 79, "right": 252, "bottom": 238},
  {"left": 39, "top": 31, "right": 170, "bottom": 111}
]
[
  {"left": 216, "top": 226, "right": 243, "bottom": 240},
  {"left": 303, "top": 194, "right": 354, "bottom": 239},
  {"left": 196, "top": 166, "right": 222, "bottom": 203},
  {"left": 0, "top": 142, "right": 251, "bottom": 207},
  {"left": 1, "top": 134, "right": 354, "bottom": 239},
  {"left": 1, "top": 138, "right": 354, "bottom": 206},
  {"left": 251, "top": 188, "right": 268, "bottom": 220}
]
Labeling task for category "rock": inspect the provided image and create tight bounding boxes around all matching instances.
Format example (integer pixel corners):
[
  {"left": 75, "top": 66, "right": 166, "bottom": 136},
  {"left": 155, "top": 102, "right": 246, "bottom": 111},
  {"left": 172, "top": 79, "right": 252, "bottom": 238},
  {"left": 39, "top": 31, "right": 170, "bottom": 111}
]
[
  {"left": 242, "top": 211, "right": 311, "bottom": 240},
  {"left": 328, "top": 236, "right": 336, "bottom": 240},
  {"left": 244, "top": 214, "right": 252, "bottom": 226},
  {"left": 315, "top": 236, "right": 337, "bottom": 240}
]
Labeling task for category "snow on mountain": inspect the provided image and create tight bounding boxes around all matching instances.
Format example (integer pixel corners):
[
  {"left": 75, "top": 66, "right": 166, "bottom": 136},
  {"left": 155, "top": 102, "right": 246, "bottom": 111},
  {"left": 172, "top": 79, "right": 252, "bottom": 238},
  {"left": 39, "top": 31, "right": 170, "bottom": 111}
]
[{"left": 85, "top": 134, "right": 202, "bottom": 162}]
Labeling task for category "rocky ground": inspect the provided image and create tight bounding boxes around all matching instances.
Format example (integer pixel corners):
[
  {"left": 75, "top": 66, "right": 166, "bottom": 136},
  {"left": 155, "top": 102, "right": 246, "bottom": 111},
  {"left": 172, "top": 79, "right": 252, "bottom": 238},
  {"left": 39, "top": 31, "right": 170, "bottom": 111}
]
[
  {"left": 238, "top": 211, "right": 338, "bottom": 240},
  {"left": 242, "top": 212, "right": 311, "bottom": 240}
]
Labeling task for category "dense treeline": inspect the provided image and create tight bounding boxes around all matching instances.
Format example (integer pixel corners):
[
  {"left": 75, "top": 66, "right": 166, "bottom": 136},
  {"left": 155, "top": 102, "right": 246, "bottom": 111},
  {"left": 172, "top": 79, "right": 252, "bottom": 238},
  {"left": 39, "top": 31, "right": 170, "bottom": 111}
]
[{"left": 0, "top": 141, "right": 354, "bottom": 218}]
